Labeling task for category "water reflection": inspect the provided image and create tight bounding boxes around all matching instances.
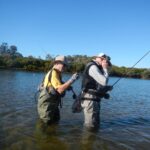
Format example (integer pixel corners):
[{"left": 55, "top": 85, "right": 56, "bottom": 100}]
[
  {"left": 80, "top": 129, "right": 98, "bottom": 150},
  {"left": 79, "top": 127, "right": 127, "bottom": 150},
  {"left": 35, "top": 120, "right": 68, "bottom": 150}
]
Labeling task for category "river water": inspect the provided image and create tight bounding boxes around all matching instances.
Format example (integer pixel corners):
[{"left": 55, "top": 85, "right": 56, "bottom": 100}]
[{"left": 0, "top": 70, "right": 150, "bottom": 150}]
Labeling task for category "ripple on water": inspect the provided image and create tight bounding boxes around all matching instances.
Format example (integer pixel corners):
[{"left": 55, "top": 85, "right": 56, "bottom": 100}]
[{"left": 0, "top": 71, "right": 150, "bottom": 150}]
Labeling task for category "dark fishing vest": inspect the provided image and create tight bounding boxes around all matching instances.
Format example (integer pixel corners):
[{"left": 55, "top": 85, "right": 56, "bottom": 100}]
[{"left": 82, "top": 60, "right": 104, "bottom": 92}]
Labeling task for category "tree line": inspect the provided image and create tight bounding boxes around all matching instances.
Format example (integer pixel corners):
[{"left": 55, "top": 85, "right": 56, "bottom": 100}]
[{"left": 0, "top": 42, "right": 150, "bottom": 79}]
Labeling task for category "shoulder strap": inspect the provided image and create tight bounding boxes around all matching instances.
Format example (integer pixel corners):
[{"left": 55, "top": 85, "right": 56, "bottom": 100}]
[
  {"left": 47, "top": 68, "right": 54, "bottom": 88},
  {"left": 90, "top": 60, "right": 104, "bottom": 75},
  {"left": 85, "top": 61, "right": 103, "bottom": 75},
  {"left": 46, "top": 68, "right": 62, "bottom": 89},
  {"left": 41, "top": 69, "right": 54, "bottom": 88}
]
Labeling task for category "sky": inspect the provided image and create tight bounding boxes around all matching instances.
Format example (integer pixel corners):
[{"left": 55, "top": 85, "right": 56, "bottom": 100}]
[{"left": 0, "top": 0, "right": 150, "bottom": 68}]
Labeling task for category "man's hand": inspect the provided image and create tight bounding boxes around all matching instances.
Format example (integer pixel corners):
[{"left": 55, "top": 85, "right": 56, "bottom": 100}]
[
  {"left": 69, "top": 73, "right": 79, "bottom": 84},
  {"left": 67, "top": 86, "right": 73, "bottom": 91}
]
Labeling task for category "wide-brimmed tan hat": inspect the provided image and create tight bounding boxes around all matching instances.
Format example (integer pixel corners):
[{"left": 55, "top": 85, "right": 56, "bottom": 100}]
[
  {"left": 96, "top": 53, "right": 112, "bottom": 66},
  {"left": 54, "top": 55, "right": 68, "bottom": 66}
]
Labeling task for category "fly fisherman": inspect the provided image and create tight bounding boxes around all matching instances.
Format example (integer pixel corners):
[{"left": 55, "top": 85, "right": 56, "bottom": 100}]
[
  {"left": 81, "top": 53, "right": 113, "bottom": 130},
  {"left": 38, "top": 55, "right": 79, "bottom": 124}
]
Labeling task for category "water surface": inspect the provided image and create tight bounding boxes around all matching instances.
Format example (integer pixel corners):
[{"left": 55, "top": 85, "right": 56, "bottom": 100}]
[{"left": 0, "top": 70, "right": 150, "bottom": 150}]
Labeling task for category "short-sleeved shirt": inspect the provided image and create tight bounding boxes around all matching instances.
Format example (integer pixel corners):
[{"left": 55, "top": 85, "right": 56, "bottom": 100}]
[{"left": 43, "top": 69, "right": 62, "bottom": 89}]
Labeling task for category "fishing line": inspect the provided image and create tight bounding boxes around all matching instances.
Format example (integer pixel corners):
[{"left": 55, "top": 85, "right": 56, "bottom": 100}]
[{"left": 112, "top": 50, "right": 150, "bottom": 87}]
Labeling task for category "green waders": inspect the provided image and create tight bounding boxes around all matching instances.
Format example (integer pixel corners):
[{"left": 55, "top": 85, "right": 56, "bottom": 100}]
[{"left": 37, "top": 87, "right": 61, "bottom": 124}]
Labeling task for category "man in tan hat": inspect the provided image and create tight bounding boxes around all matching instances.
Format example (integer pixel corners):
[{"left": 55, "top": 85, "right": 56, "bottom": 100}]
[
  {"left": 81, "top": 53, "right": 113, "bottom": 130},
  {"left": 37, "top": 55, "right": 79, "bottom": 124}
]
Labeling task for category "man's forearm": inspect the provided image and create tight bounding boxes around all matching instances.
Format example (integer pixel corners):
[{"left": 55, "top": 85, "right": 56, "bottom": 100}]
[{"left": 89, "top": 65, "right": 109, "bottom": 86}]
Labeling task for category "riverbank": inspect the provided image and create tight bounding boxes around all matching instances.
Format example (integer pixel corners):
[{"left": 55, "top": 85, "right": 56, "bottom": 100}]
[{"left": 0, "top": 67, "right": 150, "bottom": 80}]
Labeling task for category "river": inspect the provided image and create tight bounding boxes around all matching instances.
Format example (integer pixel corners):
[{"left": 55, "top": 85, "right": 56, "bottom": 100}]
[{"left": 0, "top": 70, "right": 150, "bottom": 150}]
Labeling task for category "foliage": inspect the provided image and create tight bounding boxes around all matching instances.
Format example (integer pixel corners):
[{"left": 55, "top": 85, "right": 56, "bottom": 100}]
[
  {"left": 142, "top": 69, "right": 150, "bottom": 79},
  {"left": 110, "top": 66, "right": 127, "bottom": 77},
  {"left": 0, "top": 42, "right": 150, "bottom": 79},
  {"left": 0, "top": 42, "right": 22, "bottom": 58}
]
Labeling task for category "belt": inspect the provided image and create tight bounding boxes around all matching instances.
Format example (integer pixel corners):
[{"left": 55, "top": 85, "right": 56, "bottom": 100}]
[
  {"left": 81, "top": 97, "right": 100, "bottom": 102},
  {"left": 83, "top": 89, "right": 105, "bottom": 97}
]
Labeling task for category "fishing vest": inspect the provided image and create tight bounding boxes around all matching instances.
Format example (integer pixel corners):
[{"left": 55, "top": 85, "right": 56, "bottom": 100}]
[{"left": 82, "top": 60, "right": 104, "bottom": 92}]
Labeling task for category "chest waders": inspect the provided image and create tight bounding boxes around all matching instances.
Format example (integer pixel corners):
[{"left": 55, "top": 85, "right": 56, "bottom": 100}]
[{"left": 37, "top": 69, "right": 61, "bottom": 124}]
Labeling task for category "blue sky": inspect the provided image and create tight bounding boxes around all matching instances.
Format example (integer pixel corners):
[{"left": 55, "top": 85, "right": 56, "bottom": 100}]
[{"left": 0, "top": 0, "right": 150, "bottom": 68}]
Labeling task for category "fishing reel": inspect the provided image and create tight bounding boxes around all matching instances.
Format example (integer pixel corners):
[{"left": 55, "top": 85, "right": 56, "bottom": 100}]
[{"left": 103, "top": 93, "right": 110, "bottom": 99}]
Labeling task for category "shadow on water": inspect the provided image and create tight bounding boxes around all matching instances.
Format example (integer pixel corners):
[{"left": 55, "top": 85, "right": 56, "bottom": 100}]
[
  {"left": 33, "top": 116, "right": 150, "bottom": 150},
  {"left": 32, "top": 120, "right": 130, "bottom": 150},
  {"left": 33, "top": 120, "right": 69, "bottom": 150},
  {"left": 1, "top": 111, "right": 150, "bottom": 150}
]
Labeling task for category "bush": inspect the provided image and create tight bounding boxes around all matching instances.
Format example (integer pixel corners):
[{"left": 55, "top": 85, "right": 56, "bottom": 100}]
[{"left": 142, "top": 70, "right": 150, "bottom": 79}]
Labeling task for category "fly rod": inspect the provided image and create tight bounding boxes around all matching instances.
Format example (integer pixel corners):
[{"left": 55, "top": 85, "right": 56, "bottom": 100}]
[{"left": 112, "top": 50, "right": 150, "bottom": 86}]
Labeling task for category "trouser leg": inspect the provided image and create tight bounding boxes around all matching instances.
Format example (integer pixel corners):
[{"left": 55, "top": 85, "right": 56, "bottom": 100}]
[{"left": 81, "top": 100, "right": 100, "bottom": 129}]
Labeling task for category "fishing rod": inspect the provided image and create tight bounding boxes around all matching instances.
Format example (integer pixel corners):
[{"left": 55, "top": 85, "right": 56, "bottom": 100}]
[{"left": 112, "top": 50, "right": 150, "bottom": 86}]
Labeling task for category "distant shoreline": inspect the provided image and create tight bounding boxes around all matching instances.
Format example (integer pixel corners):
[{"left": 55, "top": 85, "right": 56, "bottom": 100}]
[
  {"left": 1, "top": 43, "right": 150, "bottom": 79},
  {"left": 0, "top": 67, "right": 150, "bottom": 80}
]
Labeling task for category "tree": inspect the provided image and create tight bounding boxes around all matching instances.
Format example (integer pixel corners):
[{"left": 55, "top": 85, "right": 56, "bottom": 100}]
[
  {"left": 0, "top": 43, "right": 8, "bottom": 54},
  {"left": 45, "top": 54, "right": 53, "bottom": 60},
  {"left": 142, "top": 69, "right": 150, "bottom": 79},
  {"left": 10, "top": 45, "right": 17, "bottom": 55},
  {"left": 0, "top": 56, "right": 5, "bottom": 67}
]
